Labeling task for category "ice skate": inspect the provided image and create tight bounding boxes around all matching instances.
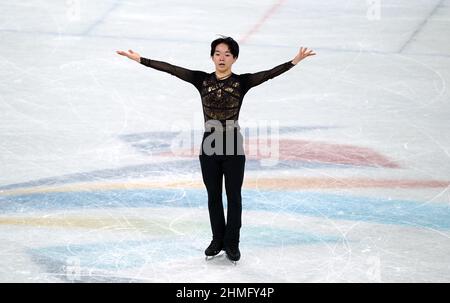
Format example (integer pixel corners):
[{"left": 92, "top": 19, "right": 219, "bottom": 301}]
[
  {"left": 204, "top": 239, "right": 224, "bottom": 261},
  {"left": 225, "top": 242, "right": 240, "bottom": 265}
]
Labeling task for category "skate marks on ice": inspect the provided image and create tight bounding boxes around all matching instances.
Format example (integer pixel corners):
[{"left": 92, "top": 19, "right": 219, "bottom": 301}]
[
  {"left": 1, "top": 185, "right": 449, "bottom": 282},
  {"left": 1, "top": 188, "right": 450, "bottom": 229},
  {"left": 0, "top": 124, "right": 449, "bottom": 282},
  {"left": 0, "top": 206, "right": 341, "bottom": 282}
]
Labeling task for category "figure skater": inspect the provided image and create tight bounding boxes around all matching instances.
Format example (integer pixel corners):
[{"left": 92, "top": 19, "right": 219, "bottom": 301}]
[{"left": 117, "top": 36, "right": 315, "bottom": 263}]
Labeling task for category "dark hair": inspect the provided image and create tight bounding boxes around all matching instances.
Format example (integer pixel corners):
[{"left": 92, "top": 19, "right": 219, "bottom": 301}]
[{"left": 210, "top": 36, "right": 239, "bottom": 58}]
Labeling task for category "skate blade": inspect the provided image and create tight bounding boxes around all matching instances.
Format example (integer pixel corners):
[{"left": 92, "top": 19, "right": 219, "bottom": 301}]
[
  {"left": 225, "top": 255, "right": 239, "bottom": 266},
  {"left": 205, "top": 252, "right": 224, "bottom": 261}
]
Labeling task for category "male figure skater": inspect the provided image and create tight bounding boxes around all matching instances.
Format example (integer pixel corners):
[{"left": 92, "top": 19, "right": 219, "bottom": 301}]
[{"left": 117, "top": 36, "right": 315, "bottom": 263}]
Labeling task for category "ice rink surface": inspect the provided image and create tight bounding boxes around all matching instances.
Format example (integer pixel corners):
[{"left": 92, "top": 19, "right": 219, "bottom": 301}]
[{"left": 0, "top": 0, "right": 449, "bottom": 282}]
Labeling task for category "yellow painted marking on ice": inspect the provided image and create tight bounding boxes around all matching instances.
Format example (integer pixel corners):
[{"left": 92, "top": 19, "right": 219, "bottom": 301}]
[
  {"left": 0, "top": 178, "right": 449, "bottom": 197},
  {"left": 0, "top": 180, "right": 204, "bottom": 196},
  {"left": 0, "top": 216, "right": 200, "bottom": 234}
]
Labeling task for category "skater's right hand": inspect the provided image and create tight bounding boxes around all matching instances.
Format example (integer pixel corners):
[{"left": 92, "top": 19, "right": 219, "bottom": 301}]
[{"left": 116, "top": 49, "right": 141, "bottom": 63}]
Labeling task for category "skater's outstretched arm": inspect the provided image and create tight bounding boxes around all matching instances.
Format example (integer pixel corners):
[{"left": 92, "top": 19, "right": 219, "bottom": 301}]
[
  {"left": 116, "top": 49, "right": 205, "bottom": 88},
  {"left": 241, "top": 47, "right": 316, "bottom": 91}
]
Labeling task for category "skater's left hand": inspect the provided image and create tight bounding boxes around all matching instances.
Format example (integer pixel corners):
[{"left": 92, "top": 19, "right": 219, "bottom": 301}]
[{"left": 291, "top": 47, "right": 316, "bottom": 65}]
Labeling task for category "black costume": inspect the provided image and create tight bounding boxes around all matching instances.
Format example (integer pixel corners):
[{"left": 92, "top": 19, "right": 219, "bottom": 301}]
[{"left": 140, "top": 57, "right": 295, "bottom": 260}]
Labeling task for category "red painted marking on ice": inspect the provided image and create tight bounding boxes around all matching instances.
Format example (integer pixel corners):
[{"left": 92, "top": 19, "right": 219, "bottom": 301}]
[
  {"left": 244, "top": 178, "right": 450, "bottom": 189},
  {"left": 239, "top": 0, "right": 287, "bottom": 44},
  {"left": 156, "top": 138, "right": 400, "bottom": 169},
  {"left": 272, "top": 139, "right": 401, "bottom": 168}
]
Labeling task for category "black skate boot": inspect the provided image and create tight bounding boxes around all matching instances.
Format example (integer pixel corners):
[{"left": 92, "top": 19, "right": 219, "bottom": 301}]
[
  {"left": 225, "top": 242, "right": 240, "bottom": 265},
  {"left": 205, "top": 239, "right": 224, "bottom": 260}
]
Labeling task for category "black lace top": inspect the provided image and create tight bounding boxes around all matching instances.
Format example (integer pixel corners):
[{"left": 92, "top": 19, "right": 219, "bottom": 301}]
[{"left": 140, "top": 57, "right": 295, "bottom": 127}]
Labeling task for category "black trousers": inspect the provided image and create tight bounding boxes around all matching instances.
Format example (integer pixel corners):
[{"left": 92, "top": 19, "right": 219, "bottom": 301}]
[{"left": 199, "top": 129, "right": 245, "bottom": 245}]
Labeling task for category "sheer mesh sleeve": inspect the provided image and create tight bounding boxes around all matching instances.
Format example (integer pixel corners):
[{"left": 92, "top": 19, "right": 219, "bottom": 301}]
[
  {"left": 140, "top": 57, "right": 205, "bottom": 89},
  {"left": 240, "top": 61, "right": 295, "bottom": 92}
]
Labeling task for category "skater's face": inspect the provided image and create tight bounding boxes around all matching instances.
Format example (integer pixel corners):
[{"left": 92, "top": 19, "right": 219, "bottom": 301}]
[{"left": 211, "top": 43, "right": 237, "bottom": 74}]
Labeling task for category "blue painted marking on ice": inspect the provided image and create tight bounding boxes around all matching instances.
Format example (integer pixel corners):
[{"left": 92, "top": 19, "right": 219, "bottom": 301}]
[
  {"left": 30, "top": 239, "right": 190, "bottom": 271},
  {"left": 29, "top": 229, "right": 339, "bottom": 271},
  {"left": 81, "top": 1, "right": 122, "bottom": 36},
  {"left": 3, "top": 27, "right": 450, "bottom": 59},
  {"left": 398, "top": 0, "right": 445, "bottom": 53},
  {"left": 1, "top": 189, "right": 449, "bottom": 230}
]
